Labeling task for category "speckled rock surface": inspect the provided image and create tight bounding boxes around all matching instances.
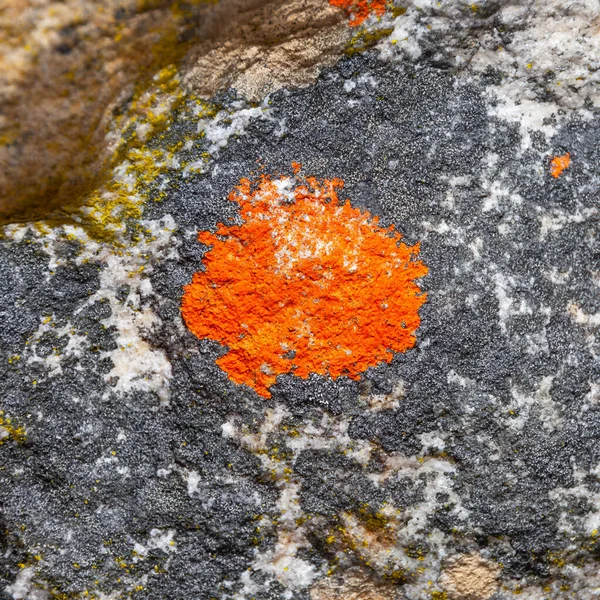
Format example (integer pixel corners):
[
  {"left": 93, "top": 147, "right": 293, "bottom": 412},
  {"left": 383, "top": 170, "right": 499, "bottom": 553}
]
[{"left": 1, "top": 1, "right": 599, "bottom": 599}]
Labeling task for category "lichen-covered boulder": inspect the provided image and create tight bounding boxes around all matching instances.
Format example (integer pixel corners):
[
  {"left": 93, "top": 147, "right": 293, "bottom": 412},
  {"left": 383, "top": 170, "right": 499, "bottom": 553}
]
[{"left": 1, "top": 1, "right": 599, "bottom": 599}]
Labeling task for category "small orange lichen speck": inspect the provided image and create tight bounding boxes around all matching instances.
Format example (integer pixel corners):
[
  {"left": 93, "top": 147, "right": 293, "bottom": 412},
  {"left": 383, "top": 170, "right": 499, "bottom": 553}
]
[
  {"left": 329, "top": 0, "right": 387, "bottom": 26},
  {"left": 181, "top": 168, "right": 428, "bottom": 398},
  {"left": 550, "top": 152, "right": 571, "bottom": 178}
]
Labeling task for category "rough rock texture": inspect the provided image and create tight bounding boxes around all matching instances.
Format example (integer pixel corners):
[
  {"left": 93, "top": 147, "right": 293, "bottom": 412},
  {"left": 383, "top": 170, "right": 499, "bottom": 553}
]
[{"left": 1, "top": 1, "right": 599, "bottom": 599}]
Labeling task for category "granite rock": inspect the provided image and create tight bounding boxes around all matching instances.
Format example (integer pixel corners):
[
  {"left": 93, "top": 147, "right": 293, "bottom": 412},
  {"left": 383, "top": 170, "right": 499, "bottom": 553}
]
[{"left": 1, "top": 1, "right": 599, "bottom": 599}]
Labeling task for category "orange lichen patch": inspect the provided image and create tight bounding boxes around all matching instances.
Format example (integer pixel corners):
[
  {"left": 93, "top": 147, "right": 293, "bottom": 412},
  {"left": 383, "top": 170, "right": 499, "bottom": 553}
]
[
  {"left": 550, "top": 152, "right": 571, "bottom": 178},
  {"left": 329, "top": 0, "right": 387, "bottom": 26},
  {"left": 181, "top": 168, "right": 428, "bottom": 398}
]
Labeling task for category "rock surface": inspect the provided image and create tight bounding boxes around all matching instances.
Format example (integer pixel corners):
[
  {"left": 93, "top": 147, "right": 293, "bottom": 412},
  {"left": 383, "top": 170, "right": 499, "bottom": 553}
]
[{"left": 1, "top": 1, "right": 599, "bottom": 599}]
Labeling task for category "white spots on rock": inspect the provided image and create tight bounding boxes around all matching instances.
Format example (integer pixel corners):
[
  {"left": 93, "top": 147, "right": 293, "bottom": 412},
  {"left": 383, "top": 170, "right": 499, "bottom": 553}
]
[
  {"left": 3, "top": 224, "right": 28, "bottom": 243},
  {"left": 468, "top": 237, "right": 483, "bottom": 260},
  {"left": 418, "top": 430, "right": 447, "bottom": 453},
  {"left": 539, "top": 207, "right": 596, "bottom": 241},
  {"left": 234, "top": 404, "right": 288, "bottom": 456},
  {"left": 5, "top": 215, "right": 179, "bottom": 406},
  {"left": 227, "top": 405, "right": 317, "bottom": 598},
  {"left": 361, "top": 379, "right": 405, "bottom": 412},
  {"left": 422, "top": 219, "right": 451, "bottom": 235},
  {"left": 523, "top": 325, "right": 550, "bottom": 357},
  {"left": 343, "top": 72, "right": 379, "bottom": 108},
  {"left": 5, "top": 567, "right": 48, "bottom": 600},
  {"left": 380, "top": 0, "right": 600, "bottom": 147},
  {"left": 94, "top": 450, "right": 134, "bottom": 481},
  {"left": 360, "top": 451, "right": 471, "bottom": 599},
  {"left": 343, "top": 79, "right": 356, "bottom": 92},
  {"left": 544, "top": 266, "right": 572, "bottom": 285},
  {"left": 493, "top": 272, "right": 516, "bottom": 335},
  {"left": 134, "top": 121, "right": 153, "bottom": 144},
  {"left": 403, "top": 457, "right": 470, "bottom": 529},
  {"left": 4, "top": 223, "right": 68, "bottom": 281},
  {"left": 283, "top": 411, "right": 373, "bottom": 467},
  {"left": 23, "top": 314, "right": 88, "bottom": 379},
  {"left": 184, "top": 99, "right": 278, "bottom": 176},
  {"left": 382, "top": 7, "right": 424, "bottom": 61},
  {"left": 108, "top": 529, "right": 179, "bottom": 596},
  {"left": 251, "top": 481, "right": 318, "bottom": 590},
  {"left": 492, "top": 271, "right": 553, "bottom": 356},
  {"left": 481, "top": 0, "right": 600, "bottom": 111},
  {"left": 507, "top": 376, "right": 563, "bottom": 432},
  {"left": 355, "top": 73, "right": 378, "bottom": 89},
  {"left": 442, "top": 174, "right": 471, "bottom": 211},
  {"left": 95, "top": 453, "right": 119, "bottom": 466},
  {"left": 583, "top": 382, "right": 600, "bottom": 408},
  {"left": 447, "top": 369, "right": 475, "bottom": 388},
  {"left": 568, "top": 301, "right": 600, "bottom": 358},
  {"left": 202, "top": 103, "right": 267, "bottom": 154},
  {"left": 568, "top": 302, "right": 600, "bottom": 328},
  {"left": 221, "top": 419, "right": 236, "bottom": 439},
  {"left": 147, "top": 529, "right": 177, "bottom": 554},
  {"left": 480, "top": 180, "right": 522, "bottom": 214},
  {"left": 131, "top": 528, "right": 177, "bottom": 557},
  {"left": 186, "top": 469, "right": 201, "bottom": 496},
  {"left": 550, "top": 482, "right": 600, "bottom": 538},
  {"left": 87, "top": 217, "right": 177, "bottom": 405},
  {"left": 226, "top": 404, "right": 382, "bottom": 597},
  {"left": 224, "top": 392, "right": 473, "bottom": 599},
  {"left": 487, "top": 91, "right": 558, "bottom": 152}
]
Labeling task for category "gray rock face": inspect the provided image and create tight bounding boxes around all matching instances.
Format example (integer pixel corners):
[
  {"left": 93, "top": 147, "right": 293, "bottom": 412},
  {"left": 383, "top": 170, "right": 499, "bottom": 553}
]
[{"left": 1, "top": 2, "right": 599, "bottom": 599}]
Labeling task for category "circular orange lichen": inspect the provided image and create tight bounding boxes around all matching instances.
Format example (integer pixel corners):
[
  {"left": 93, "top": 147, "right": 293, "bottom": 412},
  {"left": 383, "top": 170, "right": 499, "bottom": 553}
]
[{"left": 181, "top": 167, "right": 428, "bottom": 398}]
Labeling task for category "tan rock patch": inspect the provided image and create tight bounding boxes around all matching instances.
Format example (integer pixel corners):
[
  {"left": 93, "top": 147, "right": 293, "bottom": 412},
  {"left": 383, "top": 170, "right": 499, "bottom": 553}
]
[
  {"left": 438, "top": 553, "right": 500, "bottom": 600},
  {"left": 183, "top": 0, "right": 351, "bottom": 101},
  {"left": 310, "top": 567, "right": 398, "bottom": 600}
]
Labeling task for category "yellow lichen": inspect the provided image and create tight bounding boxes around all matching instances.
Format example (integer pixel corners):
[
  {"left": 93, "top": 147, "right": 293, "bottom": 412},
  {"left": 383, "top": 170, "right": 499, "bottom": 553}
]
[
  {"left": 0, "top": 410, "right": 26, "bottom": 445},
  {"left": 345, "top": 27, "right": 394, "bottom": 56},
  {"left": 67, "top": 67, "right": 219, "bottom": 242}
]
